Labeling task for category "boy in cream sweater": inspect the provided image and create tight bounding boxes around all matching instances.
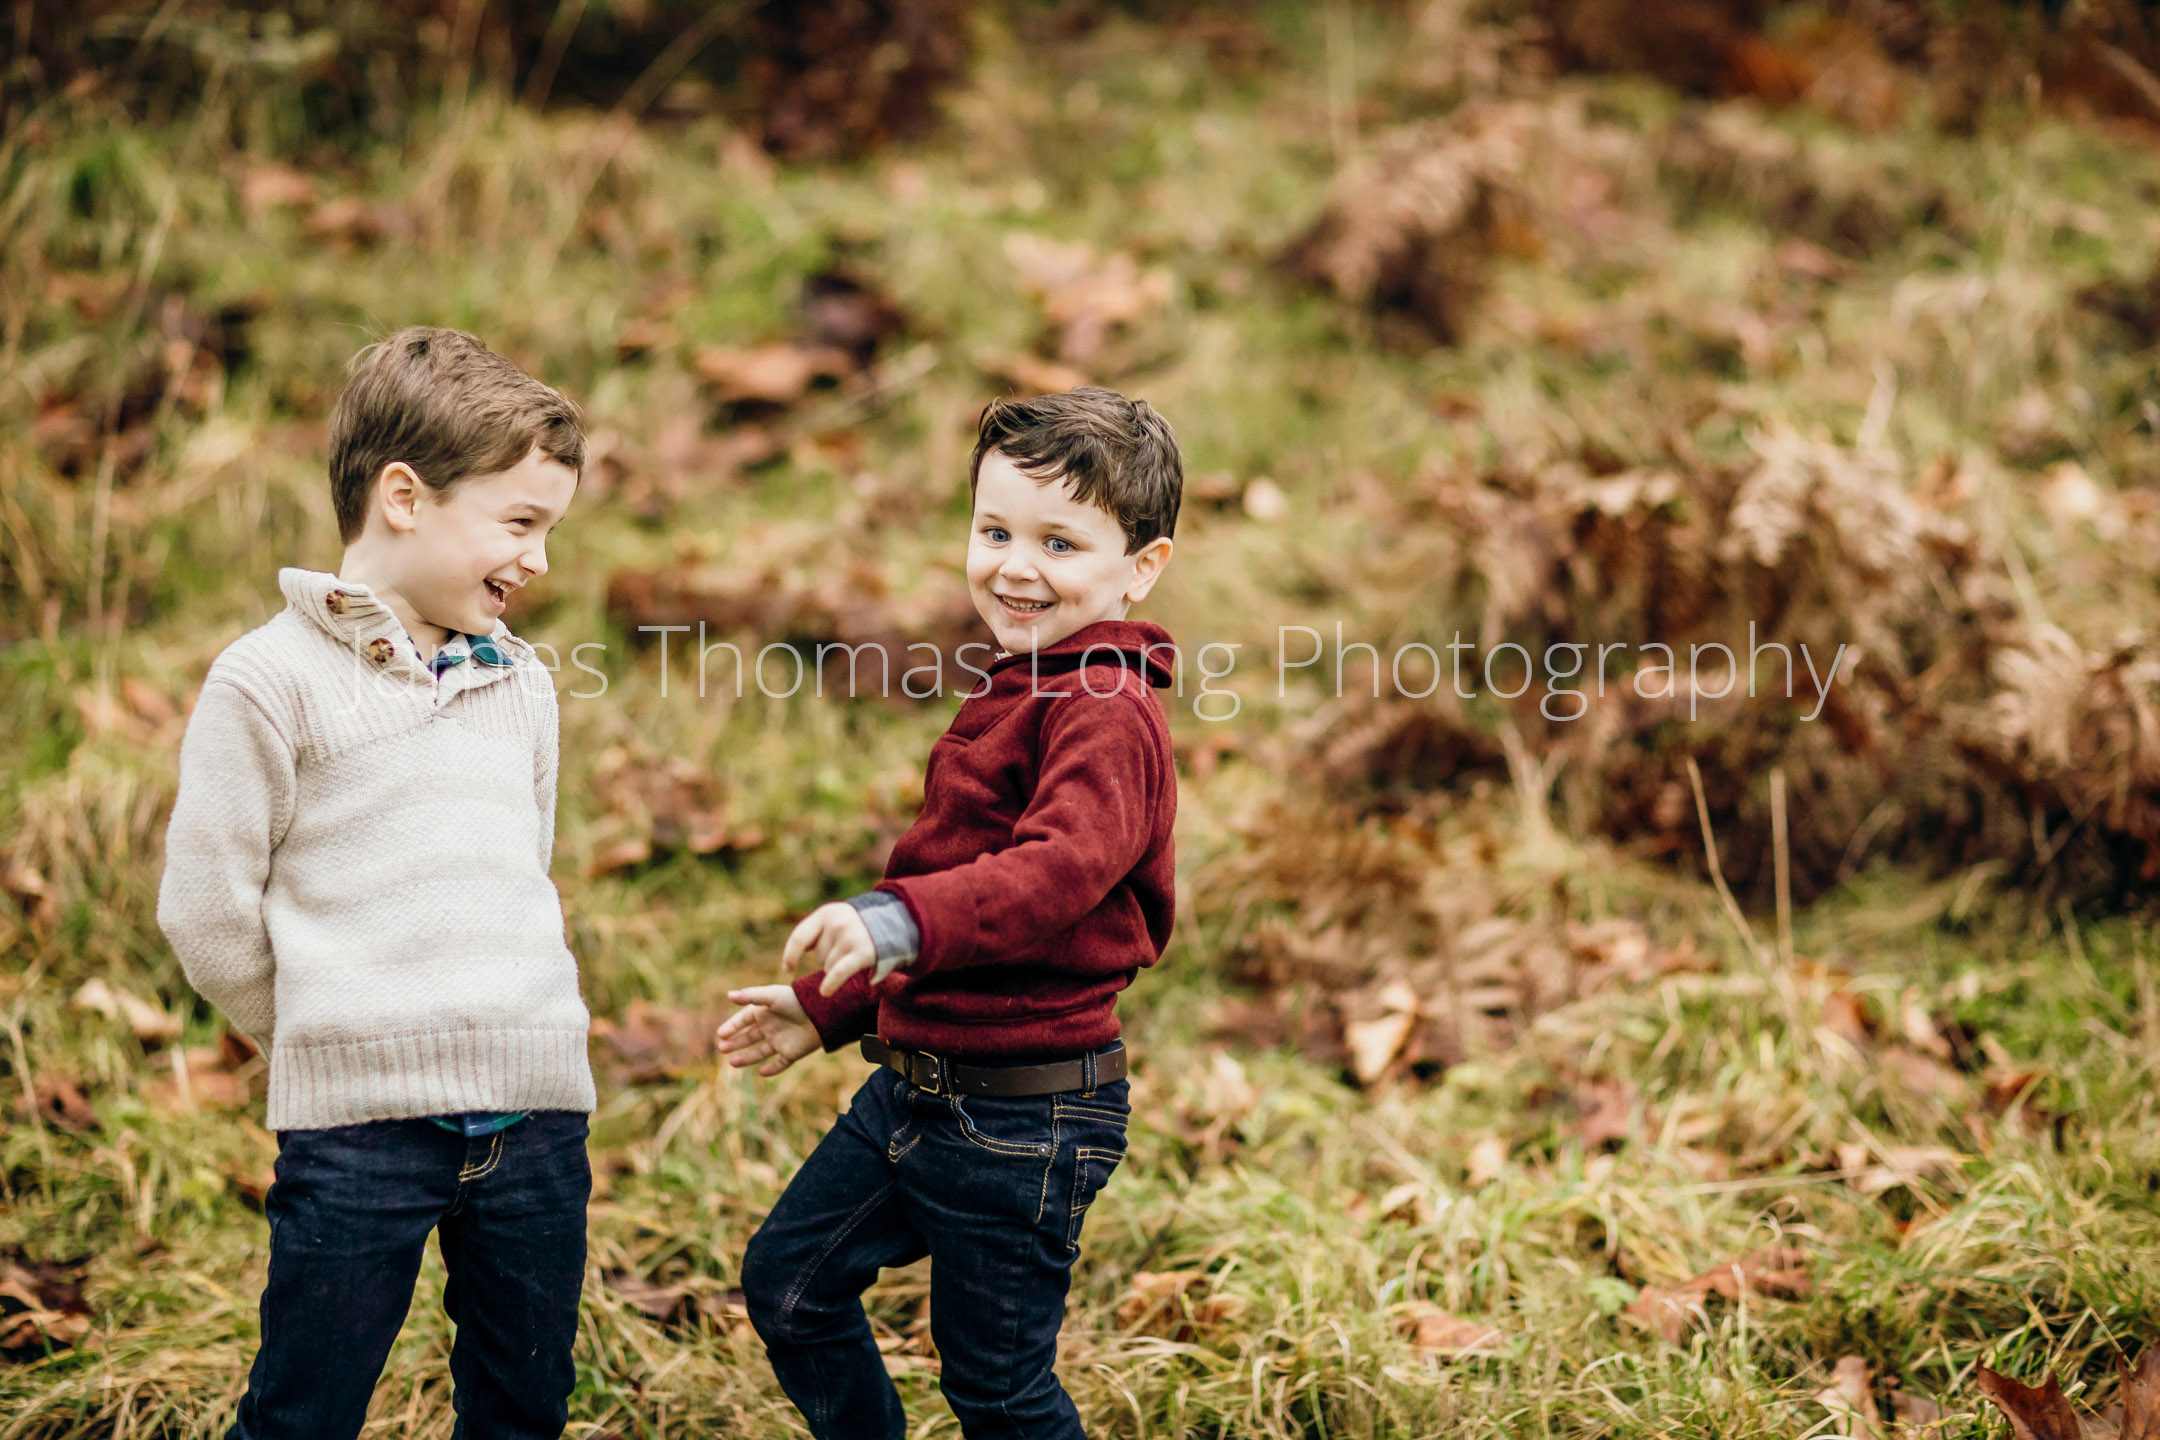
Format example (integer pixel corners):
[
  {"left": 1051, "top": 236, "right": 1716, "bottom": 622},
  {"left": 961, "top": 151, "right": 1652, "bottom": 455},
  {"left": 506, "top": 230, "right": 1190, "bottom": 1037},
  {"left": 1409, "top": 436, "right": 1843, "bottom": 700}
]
[{"left": 158, "top": 328, "right": 594, "bottom": 1440}]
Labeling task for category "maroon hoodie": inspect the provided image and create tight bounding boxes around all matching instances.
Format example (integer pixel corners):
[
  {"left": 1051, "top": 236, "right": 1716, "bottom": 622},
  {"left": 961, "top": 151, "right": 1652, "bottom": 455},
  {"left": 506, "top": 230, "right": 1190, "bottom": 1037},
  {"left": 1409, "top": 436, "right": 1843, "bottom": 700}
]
[{"left": 794, "top": 619, "right": 1179, "bottom": 1060}]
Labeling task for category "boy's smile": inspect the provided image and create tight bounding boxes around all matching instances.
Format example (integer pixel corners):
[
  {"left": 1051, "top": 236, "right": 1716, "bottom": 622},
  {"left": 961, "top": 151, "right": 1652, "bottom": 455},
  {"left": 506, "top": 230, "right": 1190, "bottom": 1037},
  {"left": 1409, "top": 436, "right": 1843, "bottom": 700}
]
[
  {"left": 967, "top": 449, "right": 1171, "bottom": 654},
  {"left": 339, "top": 446, "right": 577, "bottom": 659}
]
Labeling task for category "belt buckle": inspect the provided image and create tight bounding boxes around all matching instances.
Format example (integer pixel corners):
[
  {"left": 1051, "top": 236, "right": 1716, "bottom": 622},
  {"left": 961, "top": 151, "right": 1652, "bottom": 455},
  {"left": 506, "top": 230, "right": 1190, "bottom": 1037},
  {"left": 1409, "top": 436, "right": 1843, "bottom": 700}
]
[{"left": 910, "top": 1051, "right": 945, "bottom": 1096}]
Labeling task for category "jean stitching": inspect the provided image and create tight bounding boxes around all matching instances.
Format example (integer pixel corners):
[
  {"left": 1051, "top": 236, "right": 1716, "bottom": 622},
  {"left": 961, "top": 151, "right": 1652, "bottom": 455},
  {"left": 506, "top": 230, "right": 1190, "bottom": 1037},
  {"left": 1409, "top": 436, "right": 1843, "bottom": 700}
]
[
  {"left": 1054, "top": 1100, "right": 1128, "bottom": 1128},
  {"left": 775, "top": 1179, "right": 899, "bottom": 1351},
  {"left": 888, "top": 1129, "right": 922, "bottom": 1162},
  {"left": 457, "top": 1130, "right": 505, "bottom": 1185},
  {"left": 1068, "top": 1146, "right": 1123, "bottom": 1251},
  {"left": 1035, "top": 1108, "right": 1060, "bottom": 1224},
  {"left": 949, "top": 1096, "right": 1051, "bottom": 1158}
]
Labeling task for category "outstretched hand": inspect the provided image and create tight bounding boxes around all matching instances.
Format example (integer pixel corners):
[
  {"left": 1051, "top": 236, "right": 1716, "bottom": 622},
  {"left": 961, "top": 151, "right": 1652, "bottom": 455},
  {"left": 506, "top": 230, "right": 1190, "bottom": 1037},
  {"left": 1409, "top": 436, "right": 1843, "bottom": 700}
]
[
  {"left": 715, "top": 985, "right": 821, "bottom": 1077},
  {"left": 782, "top": 902, "right": 882, "bottom": 997}
]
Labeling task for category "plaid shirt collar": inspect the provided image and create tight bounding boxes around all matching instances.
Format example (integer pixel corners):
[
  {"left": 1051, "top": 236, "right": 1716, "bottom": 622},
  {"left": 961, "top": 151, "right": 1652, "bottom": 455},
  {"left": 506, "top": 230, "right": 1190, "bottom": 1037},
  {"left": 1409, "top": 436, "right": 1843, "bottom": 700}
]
[{"left": 420, "top": 629, "right": 512, "bottom": 677}]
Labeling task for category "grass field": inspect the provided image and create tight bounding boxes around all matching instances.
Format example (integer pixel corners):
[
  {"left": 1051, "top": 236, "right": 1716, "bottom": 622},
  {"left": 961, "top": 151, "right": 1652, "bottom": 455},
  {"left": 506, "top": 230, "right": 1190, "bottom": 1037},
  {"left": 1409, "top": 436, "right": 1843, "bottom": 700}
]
[{"left": 5, "top": 4, "right": 2160, "bottom": 1435}]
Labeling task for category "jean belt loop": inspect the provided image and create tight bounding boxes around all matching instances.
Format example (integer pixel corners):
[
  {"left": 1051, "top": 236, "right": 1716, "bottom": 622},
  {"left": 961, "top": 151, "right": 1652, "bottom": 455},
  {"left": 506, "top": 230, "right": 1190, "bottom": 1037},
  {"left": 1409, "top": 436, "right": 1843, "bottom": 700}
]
[{"left": 1081, "top": 1050, "right": 1097, "bottom": 1097}]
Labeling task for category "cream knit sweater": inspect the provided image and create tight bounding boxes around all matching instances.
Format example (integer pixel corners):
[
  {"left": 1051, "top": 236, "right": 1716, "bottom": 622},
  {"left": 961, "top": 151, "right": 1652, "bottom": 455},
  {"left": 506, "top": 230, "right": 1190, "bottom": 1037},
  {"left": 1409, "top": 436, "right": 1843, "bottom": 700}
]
[{"left": 157, "top": 568, "right": 595, "bottom": 1130}]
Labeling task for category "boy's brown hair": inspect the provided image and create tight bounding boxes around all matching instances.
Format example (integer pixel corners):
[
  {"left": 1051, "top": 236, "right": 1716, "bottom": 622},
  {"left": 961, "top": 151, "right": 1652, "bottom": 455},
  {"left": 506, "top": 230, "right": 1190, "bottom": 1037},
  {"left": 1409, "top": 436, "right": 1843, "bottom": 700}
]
[
  {"left": 970, "top": 386, "right": 1182, "bottom": 552},
  {"left": 328, "top": 327, "right": 585, "bottom": 544}
]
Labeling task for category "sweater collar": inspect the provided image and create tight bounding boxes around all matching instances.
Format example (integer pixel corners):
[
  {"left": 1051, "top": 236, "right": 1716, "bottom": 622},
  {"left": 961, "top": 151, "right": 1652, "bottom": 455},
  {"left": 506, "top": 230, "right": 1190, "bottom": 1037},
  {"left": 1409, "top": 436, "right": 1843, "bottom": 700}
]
[
  {"left": 278, "top": 567, "right": 530, "bottom": 689},
  {"left": 986, "top": 619, "right": 1179, "bottom": 688}
]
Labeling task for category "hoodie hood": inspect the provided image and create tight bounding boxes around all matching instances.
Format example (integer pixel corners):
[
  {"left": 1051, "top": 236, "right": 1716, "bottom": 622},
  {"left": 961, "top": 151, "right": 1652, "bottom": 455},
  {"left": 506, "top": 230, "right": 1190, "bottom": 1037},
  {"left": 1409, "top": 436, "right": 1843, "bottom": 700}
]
[{"left": 986, "top": 619, "right": 1180, "bottom": 689}]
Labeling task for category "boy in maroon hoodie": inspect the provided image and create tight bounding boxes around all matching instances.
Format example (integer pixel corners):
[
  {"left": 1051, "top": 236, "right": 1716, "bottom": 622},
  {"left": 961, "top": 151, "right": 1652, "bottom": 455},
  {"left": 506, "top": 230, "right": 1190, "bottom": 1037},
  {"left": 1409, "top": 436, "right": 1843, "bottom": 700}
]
[{"left": 716, "top": 387, "right": 1182, "bottom": 1439}]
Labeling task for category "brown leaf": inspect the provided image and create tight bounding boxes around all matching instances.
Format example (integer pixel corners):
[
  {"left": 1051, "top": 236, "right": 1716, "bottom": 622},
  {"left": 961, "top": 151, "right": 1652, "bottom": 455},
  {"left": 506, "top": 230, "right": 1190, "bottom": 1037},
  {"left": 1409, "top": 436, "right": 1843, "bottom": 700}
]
[
  {"left": 973, "top": 350, "right": 1091, "bottom": 396},
  {"left": 1889, "top": 1386, "right": 1944, "bottom": 1427},
  {"left": 1622, "top": 1246, "right": 1810, "bottom": 1343},
  {"left": 143, "top": 1045, "right": 260, "bottom": 1114},
  {"left": 0, "top": 1249, "right": 93, "bottom": 1362},
  {"left": 801, "top": 269, "right": 906, "bottom": 366},
  {"left": 1115, "top": 1270, "right": 1235, "bottom": 1341},
  {"left": 239, "top": 162, "right": 316, "bottom": 216},
  {"left": 696, "top": 1286, "right": 755, "bottom": 1338},
  {"left": 692, "top": 343, "right": 855, "bottom": 406},
  {"left": 602, "top": 1270, "right": 694, "bottom": 1325},
  {"left": 119, "top": 678, "right": 178, "bottom": 729},
  {"left": 1394, "top": 1301, "right": 1501, "bottom": 1355},
  {"left": 1816, "top": 1355, "right": 1886, "bottom": 1439},
  {"left": 589, "top": 1000, "right": 718, "bottom": 1087},
  {"left": 1823, "top": 986, "right": 1880, "bottom": 1047},
  {"left": 1568, "top": 1076, "right": 1642, "bottom": 1150},
  {"left": 224, "top": 1160, "right": 277, "bottom": 1208},
  {"left": 1004, "top": 234, "right": 1172, "bottom": 369},
  {"left": 70, "top": 979, "right": 183, "bottom": 1046},
  {"left": 1464, "top": 1134, "right": 1509, "bottom": 1188},
  {"left": 1344, "top": 1010, "right": 1415, "bottom": 1086},
  {"left": 2121, "top": 1348, "right": 2160, "bottom": 1440},
  {"left": 1976, "top": 1366, "right": 2085, "bottom": 1440},
  {"left": 18, "top": 1077, "right": 96, "bottom": 1133}
]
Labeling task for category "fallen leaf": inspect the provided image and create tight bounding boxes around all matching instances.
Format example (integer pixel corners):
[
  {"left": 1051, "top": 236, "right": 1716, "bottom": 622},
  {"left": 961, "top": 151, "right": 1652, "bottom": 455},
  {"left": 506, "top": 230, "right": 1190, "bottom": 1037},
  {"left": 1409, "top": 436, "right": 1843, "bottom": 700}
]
[
  {"left": 1393, "top": 1300, "right": 1501, "bottom": 1355},
  {"left": 1464, "top": 1134, "right": 1509, "bottom": 1188},
  {"left": 143, "top": 1044, "right": 260, "bottom": 1114},
  {"left": 692, "top": 343, "right": 855, "bottom": 406},
  {"left": 1622, "top": 1246, "right": 1810, "bottom": 1344},
  {"left": 696, "top": 1286, "right": 755, "bottom": 1338},
  {"left": 17, "top": 1077, "right": 96, "bottom": 1133},
  {"left": 1975, "top": 1366, "right": 2084, "bottom": 1440},
  {"left": 1816, "top": 1355, "right": 1886, "bottom": 1440},
  {"left": 2120, "top": 1348, "right": 2159, "bottom": 1440},
  {"left": 0, "top": 1249, "right": 94, "bottom": 1362},
  {"left": 1890, "top": 1386, "right": 1944, "bottom": 1427},
  {"left": 1343, "top": 1011, "right": 1414, "bottom": 1086},
  {"left": 589, "top": 999, "right": 720, "bottom": 1087},
  {"left": 1004, "top": 234, "right": 1172, "bottom": 369},
  {"left": 1568, "top": 1076, "right": 1641, "bottom": 1150},
  {"left": 602, "top": 1270, "right": 693, "bottom": 1325},
  {"left": 71, "top": 979, "right": 183, "bottom": 1046},
  {"left": 1115, "top": 1270, "right": 1238, "bottom": 1341},
  {"left": 801, "top": 268, "right": 906, "bottom": 366},
  {"left": 239, "top": 162, "right": 316, "bottom": 216},
  {"left": 974, "top": 349, "right": 1092, "bottom": 396}
]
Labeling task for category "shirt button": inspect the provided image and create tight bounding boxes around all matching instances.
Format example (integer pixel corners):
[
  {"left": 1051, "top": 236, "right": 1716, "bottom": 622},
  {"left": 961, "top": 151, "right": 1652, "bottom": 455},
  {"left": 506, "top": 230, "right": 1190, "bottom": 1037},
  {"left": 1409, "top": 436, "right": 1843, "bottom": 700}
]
[
  {"left": 325, "top": 590, "right": 351, "bottom": 615},
  {"left": 366, "top": 638, "right": 395, "bottom": 666}
]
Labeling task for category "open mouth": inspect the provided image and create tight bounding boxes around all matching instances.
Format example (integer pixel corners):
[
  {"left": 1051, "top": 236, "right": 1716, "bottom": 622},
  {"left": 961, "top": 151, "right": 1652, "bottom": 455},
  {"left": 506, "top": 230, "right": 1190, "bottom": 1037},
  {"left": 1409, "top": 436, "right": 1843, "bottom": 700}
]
[
  {"left": 996, "top": 593, "right": 1052, "bottom": 615},
  {"left": 484, "top": 579, "right": 509, "bottom": 606}
]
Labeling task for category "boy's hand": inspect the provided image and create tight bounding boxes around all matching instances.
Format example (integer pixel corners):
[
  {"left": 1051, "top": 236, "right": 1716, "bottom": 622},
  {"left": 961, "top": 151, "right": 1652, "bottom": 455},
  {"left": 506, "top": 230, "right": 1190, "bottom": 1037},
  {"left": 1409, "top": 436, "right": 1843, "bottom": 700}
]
[
  {"left": 716, "top": 986, "right": 822, "bottom": 1077},
  {"left": 781, "top": 902, "right": 882, "bottom": 997}
]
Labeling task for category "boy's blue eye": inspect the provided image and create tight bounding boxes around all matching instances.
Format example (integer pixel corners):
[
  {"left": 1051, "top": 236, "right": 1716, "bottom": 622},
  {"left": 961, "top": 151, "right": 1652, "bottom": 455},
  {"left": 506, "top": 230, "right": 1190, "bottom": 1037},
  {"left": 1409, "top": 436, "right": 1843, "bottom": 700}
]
[
  {"left": 984, "top": 527, "right": 1009, "bottom": 543},
  {"left": 1046, "top": 537, "right": 1073, "bottom": 554}
]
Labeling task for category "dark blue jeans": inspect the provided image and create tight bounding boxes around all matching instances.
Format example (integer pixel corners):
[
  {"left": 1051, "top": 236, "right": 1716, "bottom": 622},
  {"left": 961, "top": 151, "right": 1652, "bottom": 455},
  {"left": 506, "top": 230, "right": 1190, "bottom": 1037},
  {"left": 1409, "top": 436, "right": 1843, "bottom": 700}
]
[
  {"left": 228, "top": 1112, "right": 591, "bottom": 1440},
  {"left": 742, "top": 1063, "right": 1130, "bottom": 1440}
]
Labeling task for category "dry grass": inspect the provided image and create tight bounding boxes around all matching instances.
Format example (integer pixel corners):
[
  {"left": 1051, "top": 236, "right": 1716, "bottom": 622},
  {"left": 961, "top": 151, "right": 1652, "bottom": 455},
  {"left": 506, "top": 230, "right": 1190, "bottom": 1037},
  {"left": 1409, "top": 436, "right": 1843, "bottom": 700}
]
[{"left": 4, "top": 4, "right": 2160, "bottom": 1436}]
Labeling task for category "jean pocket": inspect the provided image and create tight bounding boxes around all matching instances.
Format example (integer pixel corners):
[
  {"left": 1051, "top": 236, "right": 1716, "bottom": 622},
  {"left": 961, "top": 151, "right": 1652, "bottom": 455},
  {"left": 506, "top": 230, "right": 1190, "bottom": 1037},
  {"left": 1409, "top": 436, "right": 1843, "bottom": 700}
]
[
  {"left": 1053, "top": 1097, "right": 1130, "bottom": 1133},
  {"left": 1066, "top": 1144, "right": 1124, "bottom": 1252},
  {"left": 949, "top": 1095, "right": 1056, "bottom": 1160}
]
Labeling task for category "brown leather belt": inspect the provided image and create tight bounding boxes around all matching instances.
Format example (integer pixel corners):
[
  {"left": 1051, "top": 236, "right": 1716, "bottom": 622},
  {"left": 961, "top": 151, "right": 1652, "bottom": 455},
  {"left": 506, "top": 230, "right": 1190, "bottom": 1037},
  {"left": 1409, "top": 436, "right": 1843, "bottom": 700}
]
[{"left": 860, "top": 1036, "right": 1126, "bottom": 1098}]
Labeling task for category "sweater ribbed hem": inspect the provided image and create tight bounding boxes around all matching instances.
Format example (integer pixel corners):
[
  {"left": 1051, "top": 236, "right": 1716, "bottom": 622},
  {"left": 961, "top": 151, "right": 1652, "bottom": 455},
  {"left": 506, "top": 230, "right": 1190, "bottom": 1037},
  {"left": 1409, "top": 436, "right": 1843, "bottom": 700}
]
[{"left": 265, "top": 1026, "right": 596, "bottom": 1131}]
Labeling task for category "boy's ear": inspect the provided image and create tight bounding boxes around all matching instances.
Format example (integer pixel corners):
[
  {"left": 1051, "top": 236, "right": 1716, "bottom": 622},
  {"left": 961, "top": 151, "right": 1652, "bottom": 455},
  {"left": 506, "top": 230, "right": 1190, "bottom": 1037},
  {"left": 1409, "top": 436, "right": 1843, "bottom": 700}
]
[
  {"left": 1122, "top": 536, "right": 1174, "bottom": 605},
  {"left": 375, "top": 462, "right": 423, "bottom": 534}
]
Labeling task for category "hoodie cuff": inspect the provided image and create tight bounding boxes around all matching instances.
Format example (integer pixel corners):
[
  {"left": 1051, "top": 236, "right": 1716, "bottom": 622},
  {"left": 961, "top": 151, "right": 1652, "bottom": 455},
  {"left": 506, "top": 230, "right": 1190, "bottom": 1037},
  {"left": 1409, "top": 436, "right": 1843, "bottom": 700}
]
[
  {"left": 792, "top": 970, "right": 876, "bottom": 1052},
  {"left": 846, "top": 890, "right": 920, "bottom": 984}
]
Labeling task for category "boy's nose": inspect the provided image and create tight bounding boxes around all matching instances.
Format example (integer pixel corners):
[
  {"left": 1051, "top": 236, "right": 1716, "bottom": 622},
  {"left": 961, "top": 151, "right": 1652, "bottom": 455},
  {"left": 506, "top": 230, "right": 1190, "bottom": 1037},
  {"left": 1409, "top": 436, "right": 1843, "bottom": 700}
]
[{"left": 521, "top": 543, "right": 549, "bottom": 579}]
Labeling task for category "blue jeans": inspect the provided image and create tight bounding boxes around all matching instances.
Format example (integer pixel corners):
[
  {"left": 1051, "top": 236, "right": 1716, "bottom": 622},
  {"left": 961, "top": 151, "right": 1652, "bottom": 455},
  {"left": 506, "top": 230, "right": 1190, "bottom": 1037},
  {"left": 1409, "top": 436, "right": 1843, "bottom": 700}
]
[
  {"left": 742, "top": 1063, "right": 1130, "bottom": 1440},
  {"left": 228, "top": 1112, "right": 591, "bottom": 1440}
]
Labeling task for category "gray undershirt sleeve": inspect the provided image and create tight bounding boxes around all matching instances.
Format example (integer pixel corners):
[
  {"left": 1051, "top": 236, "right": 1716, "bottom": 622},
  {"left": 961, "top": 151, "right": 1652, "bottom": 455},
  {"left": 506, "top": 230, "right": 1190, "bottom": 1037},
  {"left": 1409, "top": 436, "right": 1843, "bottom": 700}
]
[{"left": 845, "top": 891, "right": 920, "bottom": 983}]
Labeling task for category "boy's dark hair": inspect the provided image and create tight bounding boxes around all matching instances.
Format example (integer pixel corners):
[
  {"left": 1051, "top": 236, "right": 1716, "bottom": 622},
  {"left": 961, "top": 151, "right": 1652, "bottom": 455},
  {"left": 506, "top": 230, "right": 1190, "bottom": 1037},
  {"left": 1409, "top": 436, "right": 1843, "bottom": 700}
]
[
  {"left": 969, "top": 386, "right": 1182, "bottom": 552},
  {"left": 328, "top": 327, "right": 585, "bottom": 544}
]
